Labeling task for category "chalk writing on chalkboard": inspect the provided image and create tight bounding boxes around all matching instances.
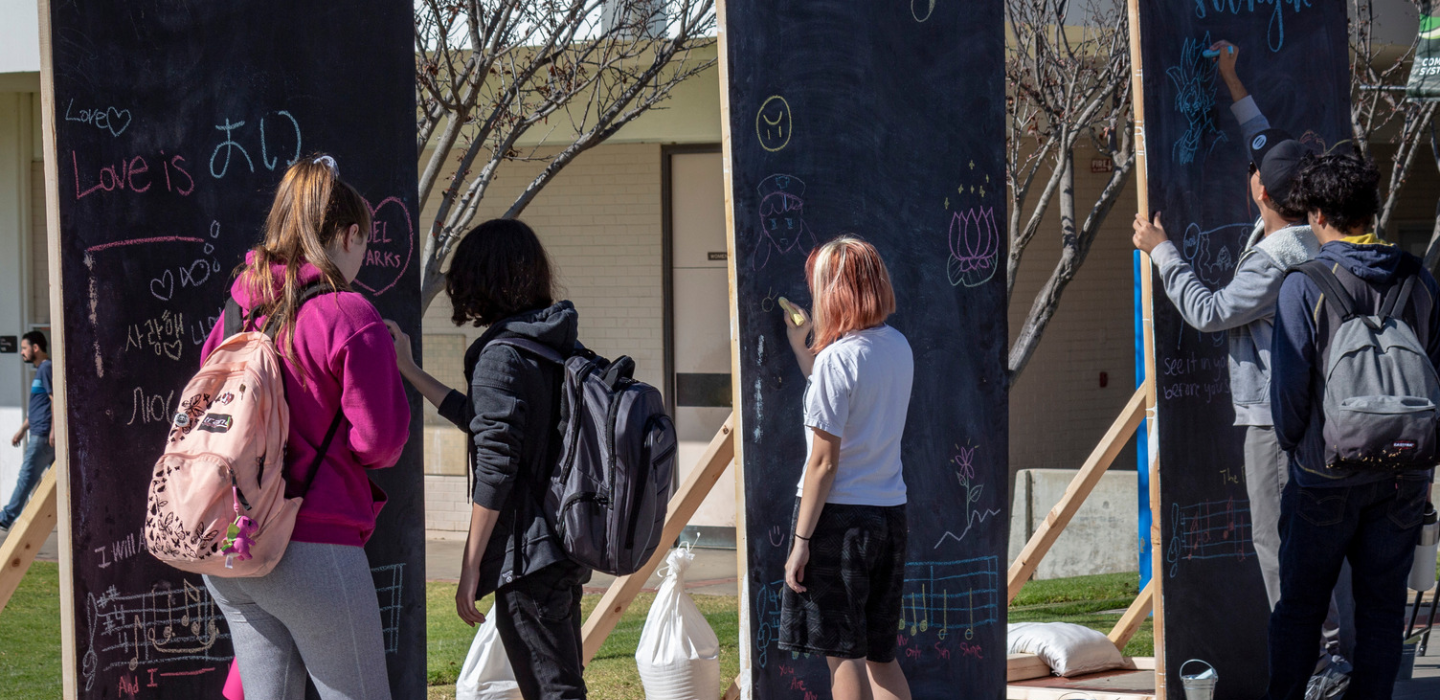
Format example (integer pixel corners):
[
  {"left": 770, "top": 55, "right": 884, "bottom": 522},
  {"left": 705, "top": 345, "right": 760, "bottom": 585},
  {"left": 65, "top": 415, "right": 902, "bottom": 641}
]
[
  {"left": 209, "top": 112, "right": 303, "bottom": 178},
  {"left": 755, "top": 175, "right": 817, "bottom": 270},
  {"left": 1192, "top": 0, "right": 1315, "bottom": 53},
  {"left": 1166, "top": 498, "right": 1255, "bottom": 578},
  {"left": 755, "top": 96, "right": 793, "bottom": 152},
  {"left": 1172, "top": 222, "right": 1248, "bottom": 350},
  {"left": 1168, "top": 34, "right": 1226, "bottom": 165},
  {"left": 354, "top": 196, "right": 416, "bottom": 296},
  {"left": 64, "top": 99, "right": 133, "bottom": 138},
  {"left": 946, "top": 207, "right": 1000, "bottom": 288},
  {"left": 933, "top": 443, "right": 1002, "bottom": 548}
]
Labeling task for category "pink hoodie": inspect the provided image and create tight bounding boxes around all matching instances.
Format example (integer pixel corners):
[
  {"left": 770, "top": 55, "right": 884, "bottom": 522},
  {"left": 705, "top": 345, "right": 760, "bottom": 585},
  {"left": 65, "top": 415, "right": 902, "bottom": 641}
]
[{"left": 201, "top": 253, "right": 410, "bottom": 547}]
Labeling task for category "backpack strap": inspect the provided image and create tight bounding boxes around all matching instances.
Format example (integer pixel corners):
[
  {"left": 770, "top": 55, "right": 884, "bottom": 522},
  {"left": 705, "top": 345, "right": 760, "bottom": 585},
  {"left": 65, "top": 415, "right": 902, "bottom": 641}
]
[
  {"left": 1292, "top": 260, "right": 1359, "bottom": 321},
  {"left": 1379, "top": 257, "right": 1421, "bottom": 321},
  {"left": 223, "top": 282, "right": 343, "bottom": 339},
  {"left": 296, "top": 411, "right": 345, "bottom": 497}
]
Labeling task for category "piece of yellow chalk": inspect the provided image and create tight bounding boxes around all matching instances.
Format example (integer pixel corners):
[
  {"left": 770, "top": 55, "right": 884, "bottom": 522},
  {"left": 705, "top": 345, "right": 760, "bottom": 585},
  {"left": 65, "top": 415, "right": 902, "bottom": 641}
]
[{"left": 777, "top": 297, "right": 805, "bottom": 326}]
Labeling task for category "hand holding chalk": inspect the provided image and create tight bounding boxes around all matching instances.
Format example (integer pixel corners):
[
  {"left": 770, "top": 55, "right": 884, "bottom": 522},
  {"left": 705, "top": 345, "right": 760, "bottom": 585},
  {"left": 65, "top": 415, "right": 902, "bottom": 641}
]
[
  {"left": 777, "top": 297, "right": 806, "bottom": 327},
  {"left": 1202, "top": 44, "right": 1234, "bottom": 58}
]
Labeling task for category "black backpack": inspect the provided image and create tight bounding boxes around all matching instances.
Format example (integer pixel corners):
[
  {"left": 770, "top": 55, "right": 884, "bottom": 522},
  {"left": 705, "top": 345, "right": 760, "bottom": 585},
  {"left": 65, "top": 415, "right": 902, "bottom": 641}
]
[{"left": 492, "top": 339, "right": 677, "bottom": 576}]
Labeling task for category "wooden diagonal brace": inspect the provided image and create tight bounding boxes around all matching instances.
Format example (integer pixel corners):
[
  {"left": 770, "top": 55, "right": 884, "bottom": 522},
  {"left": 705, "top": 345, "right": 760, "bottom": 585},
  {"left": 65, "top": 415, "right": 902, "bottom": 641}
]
[
  {"left": 0, "top": 468, "right": 58, "bottom": 614},
  {"left": 1108, "top": 580, "right": 1153, "bottom": 650},
  {"left": 1006, "top": 388, "right": 1145, "bottom": 604}
]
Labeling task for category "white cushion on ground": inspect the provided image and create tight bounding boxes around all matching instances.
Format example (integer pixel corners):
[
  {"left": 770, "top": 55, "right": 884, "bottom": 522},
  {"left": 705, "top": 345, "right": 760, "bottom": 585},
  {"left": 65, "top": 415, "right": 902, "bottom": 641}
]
[{"left": 1007, "top": 622, "right": 1125, "bottom": 677}]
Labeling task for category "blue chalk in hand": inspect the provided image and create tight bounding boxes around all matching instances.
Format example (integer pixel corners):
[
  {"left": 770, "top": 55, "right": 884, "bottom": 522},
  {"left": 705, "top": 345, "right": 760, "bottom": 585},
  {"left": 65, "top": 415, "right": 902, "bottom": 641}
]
[{"left": 1202, "top": 49, "right": 1220, "bottom": 58}]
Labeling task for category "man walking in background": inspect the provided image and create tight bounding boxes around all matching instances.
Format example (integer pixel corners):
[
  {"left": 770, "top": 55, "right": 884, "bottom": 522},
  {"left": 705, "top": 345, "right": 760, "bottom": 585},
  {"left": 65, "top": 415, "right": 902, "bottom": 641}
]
[{"left": 0, "top": 331, "right": 55, "bottom": 530}]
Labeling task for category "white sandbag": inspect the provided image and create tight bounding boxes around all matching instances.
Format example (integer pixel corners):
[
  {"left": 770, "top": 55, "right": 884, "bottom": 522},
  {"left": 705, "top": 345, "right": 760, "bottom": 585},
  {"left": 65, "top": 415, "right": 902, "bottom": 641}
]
[
  {"left": 456, "top": 604, "right": 523, "bottom": 700},
  {"left": 636, "top": 546, "right": 721, "bottom": 700}
]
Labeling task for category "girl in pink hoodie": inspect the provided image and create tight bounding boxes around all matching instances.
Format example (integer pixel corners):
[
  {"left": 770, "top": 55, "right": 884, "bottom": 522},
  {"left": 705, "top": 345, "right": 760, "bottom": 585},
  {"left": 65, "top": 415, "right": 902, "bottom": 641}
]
[{"left": 202, "top": 155, "right": 409, "bottom": 700}]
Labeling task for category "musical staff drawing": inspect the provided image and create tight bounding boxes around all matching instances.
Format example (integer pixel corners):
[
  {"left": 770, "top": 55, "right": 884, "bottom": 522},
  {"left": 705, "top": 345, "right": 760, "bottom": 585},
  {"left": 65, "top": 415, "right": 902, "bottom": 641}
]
[
  {"left": 898, "top": 557, "right": 1000, "bottom": 642},
  {"left": 373, "top": 563, "right": 405, "bottom": 654},
  {"left": 1166, "top": 497, "right": 1255, "bottom": 578},
  {"left": 82, "top": 580, "right": 231, "bottom": 691}
]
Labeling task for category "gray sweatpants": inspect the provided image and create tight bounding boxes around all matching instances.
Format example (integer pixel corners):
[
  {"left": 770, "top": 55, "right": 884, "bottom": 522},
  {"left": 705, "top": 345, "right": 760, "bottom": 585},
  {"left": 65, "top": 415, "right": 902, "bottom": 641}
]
[
  {"left": 205, "top": 541, "right": 392, "bottom": 700},
  {"left": 1245, "top": 426, "right": 1347, "bottom": 660}
]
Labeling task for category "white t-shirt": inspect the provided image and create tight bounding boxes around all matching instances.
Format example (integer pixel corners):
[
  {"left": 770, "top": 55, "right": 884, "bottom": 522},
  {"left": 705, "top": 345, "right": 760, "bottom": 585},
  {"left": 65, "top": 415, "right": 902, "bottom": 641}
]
[{"left": 796, "top": 324, "right": 914, "bottom": 506}]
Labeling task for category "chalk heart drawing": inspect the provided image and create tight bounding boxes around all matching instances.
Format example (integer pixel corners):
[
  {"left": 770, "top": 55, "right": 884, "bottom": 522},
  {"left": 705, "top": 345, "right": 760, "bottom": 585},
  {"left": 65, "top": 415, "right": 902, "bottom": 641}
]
[
  {"left": 353, "top": 195, "right": 414, "bottom": 297},
  {"left": 946, "top": 207, "right": 999, "bottom": 288},
  {"left": 755, "top": 96, "right": 792, "bottom": 152},
  {"left": 150, "top": 269, "right": 175, "bottom": 301}
]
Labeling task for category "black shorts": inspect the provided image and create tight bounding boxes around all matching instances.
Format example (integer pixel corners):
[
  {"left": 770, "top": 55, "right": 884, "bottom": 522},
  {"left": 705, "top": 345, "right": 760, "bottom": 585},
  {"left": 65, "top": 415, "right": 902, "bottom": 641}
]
[{"left": 778, "top": 500, "right": 907, "bottom": 662}]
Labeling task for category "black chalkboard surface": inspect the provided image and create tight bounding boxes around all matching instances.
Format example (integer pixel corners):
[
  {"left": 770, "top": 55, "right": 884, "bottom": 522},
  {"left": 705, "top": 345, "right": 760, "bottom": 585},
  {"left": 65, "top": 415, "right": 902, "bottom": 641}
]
[
  {"left": 1138, "top": 3, "right": 1350, "bottom": 697},
  {"left": 44, "top": 3, "right": 423, "bottom": 697},
  {"left": 721, "top": 2, "right": 1008, "bottom": 698}
]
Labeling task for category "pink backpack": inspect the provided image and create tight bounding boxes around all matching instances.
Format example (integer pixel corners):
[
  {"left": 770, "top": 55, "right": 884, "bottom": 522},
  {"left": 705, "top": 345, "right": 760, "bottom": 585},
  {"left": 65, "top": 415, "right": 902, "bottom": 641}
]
[{"left": 144, "top": 285, "right": 342, "bottom": 577}]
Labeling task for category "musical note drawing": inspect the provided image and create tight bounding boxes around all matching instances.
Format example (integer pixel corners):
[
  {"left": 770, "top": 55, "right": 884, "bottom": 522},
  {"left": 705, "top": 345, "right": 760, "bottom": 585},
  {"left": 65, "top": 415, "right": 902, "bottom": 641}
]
[
  {"left": 83, "top": 581, "right": 232, "bottom": 691},
  {"left": 1166, "top": 497, "right": 1255, "bottom": 578}
]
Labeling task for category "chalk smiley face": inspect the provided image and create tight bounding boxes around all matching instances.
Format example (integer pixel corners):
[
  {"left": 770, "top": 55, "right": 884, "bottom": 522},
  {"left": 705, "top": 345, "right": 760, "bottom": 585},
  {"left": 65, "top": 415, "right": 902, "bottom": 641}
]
[{"left": 755, "top": 96, "right": 792, "bottom": 152}]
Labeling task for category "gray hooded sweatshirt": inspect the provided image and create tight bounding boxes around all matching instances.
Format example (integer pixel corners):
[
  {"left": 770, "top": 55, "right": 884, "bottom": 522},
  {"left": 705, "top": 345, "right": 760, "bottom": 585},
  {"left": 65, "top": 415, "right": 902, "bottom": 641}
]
[
  {"left": 1152, "top": 223, "right": 1319, "bottom": 426},
  {"left": 1149, "top": 96, "right": 1319, "bottom": 426}
]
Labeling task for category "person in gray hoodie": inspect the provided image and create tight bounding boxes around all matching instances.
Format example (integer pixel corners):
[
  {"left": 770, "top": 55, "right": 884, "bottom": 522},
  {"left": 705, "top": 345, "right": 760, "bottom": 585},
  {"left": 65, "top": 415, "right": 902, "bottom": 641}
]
[{"left": 1133, "top": 40, "right": 1319, "bottom": 612}]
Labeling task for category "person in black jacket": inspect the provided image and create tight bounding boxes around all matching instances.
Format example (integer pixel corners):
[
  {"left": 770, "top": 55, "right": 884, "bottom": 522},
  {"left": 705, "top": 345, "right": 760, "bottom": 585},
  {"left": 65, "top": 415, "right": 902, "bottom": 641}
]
[{"left": 385, "top": 218, "right": 588, "bottom": 700}]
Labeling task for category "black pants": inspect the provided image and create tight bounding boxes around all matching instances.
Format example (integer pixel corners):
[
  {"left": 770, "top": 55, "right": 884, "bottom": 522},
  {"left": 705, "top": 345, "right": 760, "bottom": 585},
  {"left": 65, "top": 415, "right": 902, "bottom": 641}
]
[{"left": 494, "top": 559, "right": 591, "bottom": 700}]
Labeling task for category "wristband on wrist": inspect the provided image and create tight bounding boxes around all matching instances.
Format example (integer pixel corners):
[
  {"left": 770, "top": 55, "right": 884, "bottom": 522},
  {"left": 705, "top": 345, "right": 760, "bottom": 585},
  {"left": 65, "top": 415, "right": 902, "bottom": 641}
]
[{"left": 794, "top": 533, "right": 811, "bottom": 541}]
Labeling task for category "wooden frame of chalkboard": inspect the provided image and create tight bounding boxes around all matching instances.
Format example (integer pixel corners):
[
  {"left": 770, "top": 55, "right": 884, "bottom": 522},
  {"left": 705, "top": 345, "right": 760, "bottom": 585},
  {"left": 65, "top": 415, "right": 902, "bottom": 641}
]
[{"left": 37, "top": 3, "right": 425, "bottom": 697}]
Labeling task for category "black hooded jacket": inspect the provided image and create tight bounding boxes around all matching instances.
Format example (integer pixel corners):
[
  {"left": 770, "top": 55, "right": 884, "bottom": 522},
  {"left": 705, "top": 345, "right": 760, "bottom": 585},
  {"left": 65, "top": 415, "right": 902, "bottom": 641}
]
[{"left": 437, "top": 301, "right": 581, "bottom": 596}]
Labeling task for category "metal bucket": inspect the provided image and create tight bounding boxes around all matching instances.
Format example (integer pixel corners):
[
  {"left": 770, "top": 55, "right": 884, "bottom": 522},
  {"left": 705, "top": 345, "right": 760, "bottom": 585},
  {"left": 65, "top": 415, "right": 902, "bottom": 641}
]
[{"left": 1179, "top": 659, "right": 1218, "bottom": 700}]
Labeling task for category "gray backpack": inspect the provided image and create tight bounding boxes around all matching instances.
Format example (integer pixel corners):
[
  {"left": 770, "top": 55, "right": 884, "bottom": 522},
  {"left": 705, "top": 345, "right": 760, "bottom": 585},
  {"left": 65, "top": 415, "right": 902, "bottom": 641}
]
[
  {"left": 1295, "top": 260, "right": 1440, "bottom": 472},
  {"left": 492, "top": 338, "right": 677, "bottom": 575}
]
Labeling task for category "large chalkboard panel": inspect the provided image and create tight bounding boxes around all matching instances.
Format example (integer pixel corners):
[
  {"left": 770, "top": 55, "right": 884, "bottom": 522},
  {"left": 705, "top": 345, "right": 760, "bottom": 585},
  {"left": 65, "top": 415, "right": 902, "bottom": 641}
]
[
  {"left": 721, "top": 2, "right": 1008, "bottom": 698},
  {"left": 43, "top": 3, "right": 423, "bottom": 697},
  {"left": 1138, "top": 3, "right": 1350, "bottom": 697}
]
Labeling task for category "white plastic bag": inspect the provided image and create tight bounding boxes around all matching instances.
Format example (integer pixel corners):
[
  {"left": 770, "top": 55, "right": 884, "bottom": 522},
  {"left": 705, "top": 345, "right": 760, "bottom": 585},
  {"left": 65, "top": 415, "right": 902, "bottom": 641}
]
[
  {"left": 456, "top": 604, "right": 523, "bottom": 700},
  {"left": 636, "top": 546, "right": 721, "bottom": 700}
]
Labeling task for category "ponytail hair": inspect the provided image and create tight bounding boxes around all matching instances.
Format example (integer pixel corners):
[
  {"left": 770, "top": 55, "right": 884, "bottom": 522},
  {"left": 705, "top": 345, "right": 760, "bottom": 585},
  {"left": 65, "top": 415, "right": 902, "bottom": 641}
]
[
  {"left": 241, "top": 153, "right": 371, "bottom": 363},
  {"left": 805, "top": 236, "right": 896, "bottom": 353}
]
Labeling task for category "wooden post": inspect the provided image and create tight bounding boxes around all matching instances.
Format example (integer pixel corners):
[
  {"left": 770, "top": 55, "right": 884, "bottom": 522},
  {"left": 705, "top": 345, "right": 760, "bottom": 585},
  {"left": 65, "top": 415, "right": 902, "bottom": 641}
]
[
  {"left": 1006, "top": 388, "right": 1145, "bottom": 603},
  {"left": 1124, "top": 0, "right": 1165, "bottom": 696},
  {"left": 34, "top": 2, "right": 78, "bottom": 697},
  {"left": 1108, "top": 580, "right": 1154, "bottom": 650},
  {"left": 0, "top": 469, "right": 58, "bottom": 613},
  {"left": 579, "top": 414, "right": 736, "bottom": 664}
]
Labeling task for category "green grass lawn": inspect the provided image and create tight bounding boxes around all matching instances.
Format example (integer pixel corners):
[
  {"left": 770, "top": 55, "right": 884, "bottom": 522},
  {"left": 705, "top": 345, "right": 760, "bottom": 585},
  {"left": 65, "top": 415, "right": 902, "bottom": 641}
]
[{"left": 5, "top": 563, "right": 1331, "bottom": 699}]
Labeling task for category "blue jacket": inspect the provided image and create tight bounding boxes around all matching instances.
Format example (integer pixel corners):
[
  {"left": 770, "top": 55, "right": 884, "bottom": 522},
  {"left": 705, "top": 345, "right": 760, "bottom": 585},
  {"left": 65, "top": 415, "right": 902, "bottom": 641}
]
[{"left": 1271, "top": 239, "right": 1440, "bottom": 488}]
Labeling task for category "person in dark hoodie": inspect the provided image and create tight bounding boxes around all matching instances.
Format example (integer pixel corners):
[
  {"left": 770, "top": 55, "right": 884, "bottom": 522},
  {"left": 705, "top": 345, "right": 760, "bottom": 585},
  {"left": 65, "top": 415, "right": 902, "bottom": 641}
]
[
  {"left": 385, "top": 218, "right": 586, "bottom": 700},
  {"left": 1268, "top": 151, "right": 1438, "bottom": 700}
]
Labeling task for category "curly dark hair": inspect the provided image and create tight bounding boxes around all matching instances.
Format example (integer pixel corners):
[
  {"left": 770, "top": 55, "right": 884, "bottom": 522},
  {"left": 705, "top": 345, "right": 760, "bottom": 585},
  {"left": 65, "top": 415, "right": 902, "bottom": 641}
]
[
  {"left": 445, "top": 219, "right": 556, "bottom": 327},
  {"left": 1290, "top": 150, "right": 1381, "bottom": 234}
]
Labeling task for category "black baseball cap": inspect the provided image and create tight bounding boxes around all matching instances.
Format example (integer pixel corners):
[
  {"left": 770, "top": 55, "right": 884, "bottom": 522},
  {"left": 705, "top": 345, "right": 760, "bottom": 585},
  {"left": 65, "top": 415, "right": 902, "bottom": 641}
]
[{"left": 1247, "top": 128, "right": 1307, "bottom": 205}]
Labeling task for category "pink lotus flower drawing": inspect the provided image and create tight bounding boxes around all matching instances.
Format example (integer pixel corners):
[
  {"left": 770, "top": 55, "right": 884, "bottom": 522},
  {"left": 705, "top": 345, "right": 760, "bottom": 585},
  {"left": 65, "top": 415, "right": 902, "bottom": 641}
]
[{"left": 947, "top": 207, "right": 999, "bottom": 288}]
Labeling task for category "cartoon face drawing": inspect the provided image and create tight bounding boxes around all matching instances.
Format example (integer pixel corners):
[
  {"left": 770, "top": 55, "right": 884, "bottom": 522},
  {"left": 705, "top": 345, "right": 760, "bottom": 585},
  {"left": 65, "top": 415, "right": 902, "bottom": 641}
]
[
  {"left": 755, "top": 96, "right": 792, "bottom": 152},
  {"left": 755, "top": 174, "right": 818, "bottom": 269},
  {"left": 1167, "top": 33, "right": 1227, "bottom": 165}
]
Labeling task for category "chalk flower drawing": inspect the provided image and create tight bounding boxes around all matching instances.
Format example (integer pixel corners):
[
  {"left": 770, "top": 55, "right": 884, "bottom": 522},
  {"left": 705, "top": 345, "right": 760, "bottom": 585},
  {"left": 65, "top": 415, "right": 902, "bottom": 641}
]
[
  {"left": 933, "top": 443, "right": 1002, "bottom": 548},
  {"left": 1167, "top": 34, "right": 1226, "bottom": 165},
  {"left": 755, "top": 174, "right": 818, "bottom": 270},
  {"left": 946, "top": 207, "right": 999, "bottom": 288}
]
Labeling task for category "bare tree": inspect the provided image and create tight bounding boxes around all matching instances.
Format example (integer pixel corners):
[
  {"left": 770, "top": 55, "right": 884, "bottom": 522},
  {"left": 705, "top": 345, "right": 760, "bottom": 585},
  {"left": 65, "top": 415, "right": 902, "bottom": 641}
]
[
  {"left": 1349, "top": 0, "right": 1437, "bottom": 241},
  {"left": 1005, "top": 0, "right": 1134, "bottom": 385},
  {"left": 415, "top": 0, "right": 717, "bottom": 309}
]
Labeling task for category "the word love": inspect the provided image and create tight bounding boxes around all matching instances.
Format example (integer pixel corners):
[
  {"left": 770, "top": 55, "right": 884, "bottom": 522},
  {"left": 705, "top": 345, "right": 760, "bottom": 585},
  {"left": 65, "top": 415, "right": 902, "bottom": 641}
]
[
  {"left": 72, "top": 150, "right": 195, "bottom": 200},
  {"left": 64, "top": 99, "right": 132, "bottom": 138}
]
